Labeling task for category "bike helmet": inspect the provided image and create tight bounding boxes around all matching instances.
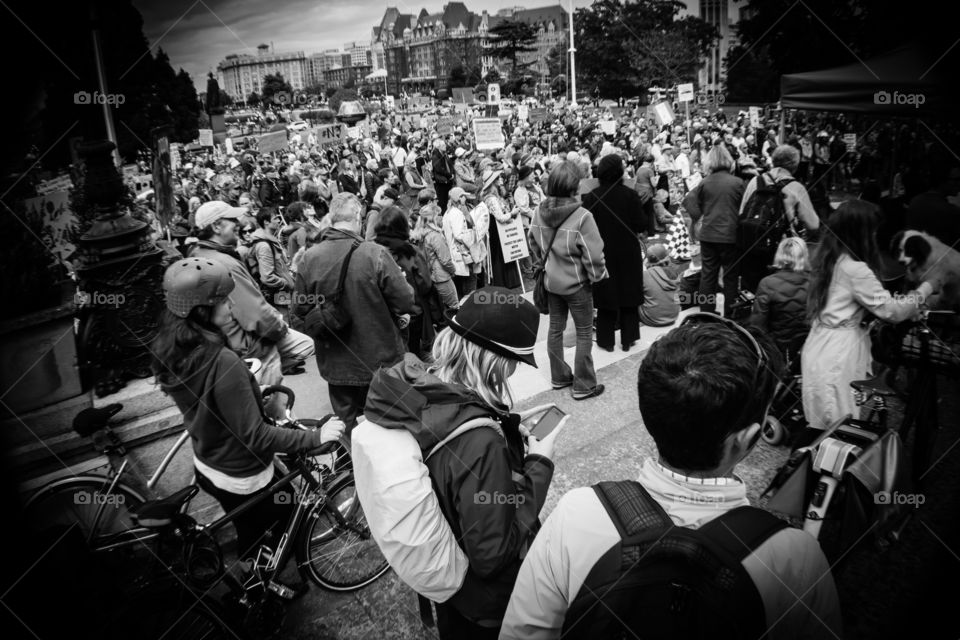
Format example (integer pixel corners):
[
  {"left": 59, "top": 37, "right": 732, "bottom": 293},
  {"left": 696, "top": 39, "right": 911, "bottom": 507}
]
[{"left": 162, "top": 257, "right": 235, "bottom": 318}]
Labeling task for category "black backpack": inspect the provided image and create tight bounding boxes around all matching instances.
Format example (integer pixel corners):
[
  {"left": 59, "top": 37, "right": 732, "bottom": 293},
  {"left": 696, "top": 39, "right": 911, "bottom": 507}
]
[
  {"left": 561, "top": 480, "right": 787, "bottom": 640},
  {"left": 737, "top": 173, "right": 795, "bottom": 260}
]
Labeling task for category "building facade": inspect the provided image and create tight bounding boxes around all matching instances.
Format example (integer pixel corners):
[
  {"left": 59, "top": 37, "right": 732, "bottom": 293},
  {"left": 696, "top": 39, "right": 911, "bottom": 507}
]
[
  {"left": 344, "top": 41, "right": 373, "bottom": 67},
  {"left": 489, "top": 5, "right": 568, "bottom": 95},
  {"left": 681, "top": 0, "right": 743, "bottom": 92},
  {"left": 324, "top": 64, "right": 372, "bottom": 90},
  {"left": 217, "top": 44, "right": 307, "bottom": 100}
]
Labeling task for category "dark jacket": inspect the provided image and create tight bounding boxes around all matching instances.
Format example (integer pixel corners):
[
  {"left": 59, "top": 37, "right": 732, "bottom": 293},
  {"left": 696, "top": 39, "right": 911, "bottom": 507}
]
[
  {"left": 432, "top": 149, "right": 455, "bottom": 185},
  {"left": 364, "top": 354, "right": 554, "bottom": 625},
  {"left": 749, "top": 269, "right": 810, "bottom": 355},
  {"left": 582, "top": 182, "right": 649, "bottom": 309},
  {"left": 161, "top": 346, "right": 324, "bottom": 477},
  {"left": 292, "top": 227, "right": 415, "bottom": 385},
  {"left": 683, "top": 169, "right": 746, "bottom": 244}
]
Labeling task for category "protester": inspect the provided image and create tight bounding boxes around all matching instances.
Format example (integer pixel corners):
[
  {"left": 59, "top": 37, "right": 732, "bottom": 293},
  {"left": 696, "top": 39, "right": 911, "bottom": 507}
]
[
  {"left": 500, "top": 316, "right": 842, "bottom": 640},
  {"left": 432, "top": 139, "right": 456, "bottom": 211},
  {"left": 476, "top": 168, "right": 522, "bottom": 289},
  {"left": 528, "top": 161, "right": 608, "bottom": 400},
  {"left": 582, "top": 154, "right": 649, "bottom": 352},
  {"left": 292, "top": 193, "right": 415, "bottom": 430},
  {"left": 412, "top": 202, "right": 459, "bottom": 314},
  {"left": 443, "top": 187, "right": 482, "bottom": 297},
  {"left": 749, "top": 237, "right": 811, "bottom": 365},
  {"left": 248, "top": 207, "right": 296, "bottom": 309},
  {"left": 803, "top": 201, "right": 940, "bottom": 430},
  {"left": 638, "top": 243, "right": 681, "bottom": 327}
]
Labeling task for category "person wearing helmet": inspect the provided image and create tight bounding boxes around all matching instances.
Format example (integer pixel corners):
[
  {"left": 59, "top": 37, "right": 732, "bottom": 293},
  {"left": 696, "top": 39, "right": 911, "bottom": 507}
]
[{"left": 152, "top": 257, "right": 345, "bottom": 564}]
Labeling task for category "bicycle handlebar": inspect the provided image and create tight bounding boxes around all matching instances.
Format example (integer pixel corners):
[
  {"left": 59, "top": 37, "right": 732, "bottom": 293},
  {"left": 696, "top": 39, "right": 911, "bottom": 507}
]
[{"left": 262, "top": 385, "right": 296, "bottom": 411}]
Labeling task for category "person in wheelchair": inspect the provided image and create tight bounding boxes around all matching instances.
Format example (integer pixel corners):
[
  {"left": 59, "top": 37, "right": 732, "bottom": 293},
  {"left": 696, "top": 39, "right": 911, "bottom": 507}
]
[
  {"left": 803, "top": 201, "right": 942, "bottom": 430},
  {"left": 151, "top": 257, "right": 344, "bottom": 562},
  {"left": 749, "top": 237, "right": 811, "bottom": 370}
]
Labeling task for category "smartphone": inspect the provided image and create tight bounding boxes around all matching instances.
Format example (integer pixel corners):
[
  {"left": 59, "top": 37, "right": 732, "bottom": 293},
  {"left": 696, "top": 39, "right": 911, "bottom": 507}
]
[{"left": 530, "top": 406, "right": 566, "bottom": 440}]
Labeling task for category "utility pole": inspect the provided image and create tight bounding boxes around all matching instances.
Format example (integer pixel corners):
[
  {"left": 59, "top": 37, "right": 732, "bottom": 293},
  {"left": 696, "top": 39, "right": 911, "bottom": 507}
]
[{"left": 567, "top": 0, "right": 576, "bottom": 106}]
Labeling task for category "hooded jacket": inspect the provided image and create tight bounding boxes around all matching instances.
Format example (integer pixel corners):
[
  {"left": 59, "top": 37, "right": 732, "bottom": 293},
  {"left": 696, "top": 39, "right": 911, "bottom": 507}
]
[
  {"left": 639, "top": 264, "right": 681, "bottom": 327},
  {"left": 249, "top": 228, "right": 294, "bottom": 293},
  {"left": 528, "top": 197, "right": 608, "bottom": 297},
  {"left": 749, "top": 269, "right": 810, "bottom": 354},
  {"left": 160, "top": 346, "right": 324, "bottom": 477},
  {"left": 364, "top": 354, "right": 555, "bottom": 625}
]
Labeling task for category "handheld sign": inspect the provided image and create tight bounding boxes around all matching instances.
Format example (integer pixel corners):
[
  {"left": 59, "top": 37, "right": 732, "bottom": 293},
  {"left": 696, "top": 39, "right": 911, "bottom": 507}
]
[
  {"left": 677, "top": 83, "right": 694, "bottom": 102},
  {"left": 473, "top": 118, "right": 505, "bottom": 151},
  {"left": 843, "top": 133, "right": 857, "bottom": 152},
  {"left": 495, "top": 216, "right": 530, "bottom": 262},
  {"left": 198, "top": 129, "right": 214, "bottom": 147},
  {"left": 749, "top": 106, "right": 761, "bottom": 129}
]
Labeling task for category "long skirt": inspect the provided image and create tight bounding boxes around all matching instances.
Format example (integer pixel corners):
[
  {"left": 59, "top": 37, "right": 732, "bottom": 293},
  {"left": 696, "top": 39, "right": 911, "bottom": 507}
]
[{"left": 801, "top": 323, "right": 870, "bottom": 430}]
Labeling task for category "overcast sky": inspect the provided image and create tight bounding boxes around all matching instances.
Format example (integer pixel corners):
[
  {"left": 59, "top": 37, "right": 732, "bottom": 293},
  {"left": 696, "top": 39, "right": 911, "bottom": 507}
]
[{"left": 132, "top": 0, "right": 596, "bottom": 90}]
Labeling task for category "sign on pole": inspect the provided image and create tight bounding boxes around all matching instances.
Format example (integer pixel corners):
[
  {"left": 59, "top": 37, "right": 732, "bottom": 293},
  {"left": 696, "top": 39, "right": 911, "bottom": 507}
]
[
  {"left": 843, "top": 133, "right": 857, "bottom": 152},
  {"left": 258, "top": 130, "right": 289, "bottom": 154},
  {"left": 487, "top": 83, "right": 501, "bottom": 105},
  {"left": 677, "top": 83, "right": 694, "bottom": 102},
  {"left": 495, "top": 216, "right": 530, "bottom": 262},
  {"left": 749, "top": 106, "right": 761, "bottom": 129},
  {"left": 472, "top": 118, "right": 505, "bottom": 151},
  {"left": 198, "top": 129, "right": 214, "bottom": 147},
  {"left": 652, "top": 101, "right": 675, "bottom": 126},
  {"left": 316, "top": 124, "right": 345, "bottom": 148}
]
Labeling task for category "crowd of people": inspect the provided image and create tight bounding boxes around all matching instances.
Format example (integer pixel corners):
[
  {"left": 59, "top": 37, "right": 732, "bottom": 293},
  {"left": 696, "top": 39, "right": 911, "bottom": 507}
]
[{"left": 139, "top": 96, "right": 959, "bottom": 639}]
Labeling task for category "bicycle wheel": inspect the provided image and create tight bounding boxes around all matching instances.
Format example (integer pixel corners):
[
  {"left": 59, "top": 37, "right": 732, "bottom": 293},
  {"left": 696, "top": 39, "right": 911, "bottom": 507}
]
[
  {"left": 296, "top": 473, "right": 389, "bottom": 591},
  {"left": 25, "top": 475, "right": 145, "bottom": 543}
]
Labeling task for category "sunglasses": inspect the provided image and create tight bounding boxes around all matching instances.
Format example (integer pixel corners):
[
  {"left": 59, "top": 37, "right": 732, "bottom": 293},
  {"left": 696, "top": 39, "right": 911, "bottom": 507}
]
[{"left": 680, "top": 313, "right": 767, "bottom": 379}]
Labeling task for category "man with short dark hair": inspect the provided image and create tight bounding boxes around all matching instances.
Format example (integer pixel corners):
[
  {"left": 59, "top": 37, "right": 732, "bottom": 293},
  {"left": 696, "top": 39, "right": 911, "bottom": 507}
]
[{"left": 501, "top": 317, "right": 842, "bottom": 639}]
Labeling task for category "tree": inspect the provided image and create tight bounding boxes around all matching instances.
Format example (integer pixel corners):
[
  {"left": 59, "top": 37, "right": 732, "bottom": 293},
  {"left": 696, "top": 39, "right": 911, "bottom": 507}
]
[
  {"left": 486, "top": 19, "right": 537, "bottom": 81},
  {"left": 328, "top": 88, "right": 358, "bottom": 113},
  {"left": 261, "top": 73, "right": 293, "bottom": 105},
  {"left": 449, "top": 65, "right": 482, "bottom": 88},
  {"left": 247, "top": 91, "right": 261, "bottom": 106},
  {"left": 483, "top": 68, "right": 501, "bottom": 84},
  {"left": 722, "top": 44, "right": 780, "bottom": 103},
  {"left": 218, "top": 89, "right": 233, "bottom": 107},
  {"left": 573, "top": 0, "right": 718, "bottom": 98}
]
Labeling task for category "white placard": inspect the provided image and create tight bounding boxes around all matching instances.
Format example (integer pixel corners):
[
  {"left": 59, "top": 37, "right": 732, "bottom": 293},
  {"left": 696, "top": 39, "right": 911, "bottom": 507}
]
[
  {"left": 495, "top": 216, "right": 529, "bottom": 262},
  {"left": 749, "top": 106, "right": 761, "bottom": 129},
  {"left": 473, "top": 118, "right": 505, "bottom": 151},
  {"left": 198, "top": 129, "right": 214, "bottom": 147},
  {"left": 843, "top": 133, "right": 857, "bottom": 152},
  {"left": 599, "top": 120, "right": 617, "bottom": 136},
  {"left": 653, "top": 101, "right": 674, "bottom": 126},
  {"left": 224, "top": 138, "right": 234, "bottom": 155},
  {"left": 517, "top": 105, "right": 529, "bottom": 121},
  {"left": 677, "top": 83, "right": 694, "bottom": 102}
]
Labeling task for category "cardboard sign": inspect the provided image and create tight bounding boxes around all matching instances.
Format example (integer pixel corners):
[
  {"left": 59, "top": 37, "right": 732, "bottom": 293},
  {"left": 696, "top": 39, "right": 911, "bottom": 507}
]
[
  {"left": 749, "top": 106, "right": 761, "bottom": 129},
  {"left": 487, "top": 83, "right": 501, "bottom": 105},
  {"left": 437, "top": 116, "right": 456, "bottom": 135},
  {"left": 652, "top": 101, "right": 674, "bottom": 126},
  {"left": 23, "top": 190, "right": 77, "bottom": 268},
  {"left": 198, "top": 129, "right": 214, "bottom": 147},
  {"left": 528, "top": 108, "right": 548, "bottom": 123},
  {"left": 599, "top": 120, "right": 617, "bottom": 136},
  {"left": 473, "top": 118, "right": 505, "bottom": 151},
  {"left": 843, "top": 133, "right": 857, "bottom": 152},
  {"left": 677, "top": 83, "right": 694, "bottom": 102},
  {"left": 517, "top": 105, "right": 529, "bottom": 121},
  {"left": 452, "top": 87, "right": 475, "bottom": 104},
  {"left": 315, "top": 124, "right": 345, "bottom": 148},
  {"left": 258, "top": 130, "right": 289, "bottom": 154},
  {"left": 495, "top": 215, "right": 530, "bottom": 262}
]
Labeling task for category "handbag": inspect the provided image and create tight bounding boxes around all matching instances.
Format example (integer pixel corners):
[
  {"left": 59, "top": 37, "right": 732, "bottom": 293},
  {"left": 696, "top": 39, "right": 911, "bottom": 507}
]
[
  {"left": 304, "top": 241, "right": 360, "bottom": 342},
  {"left": 533, "top": 208, "right": 578, "bottom": 315}
]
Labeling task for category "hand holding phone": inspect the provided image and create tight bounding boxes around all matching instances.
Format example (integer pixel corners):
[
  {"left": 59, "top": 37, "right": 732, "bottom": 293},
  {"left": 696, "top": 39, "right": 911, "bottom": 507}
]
[{"left": 527, "top": 406, "right": 567, "bottom": 461}]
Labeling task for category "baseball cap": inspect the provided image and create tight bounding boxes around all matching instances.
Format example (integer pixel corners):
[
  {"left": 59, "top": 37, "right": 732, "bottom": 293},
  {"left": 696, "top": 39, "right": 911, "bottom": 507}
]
[
  {"left": 449, "top": 187, "right": 468, "bottom": 202},
  {"left": 194, "top": 200, "right": 246, "bottom": 229}
]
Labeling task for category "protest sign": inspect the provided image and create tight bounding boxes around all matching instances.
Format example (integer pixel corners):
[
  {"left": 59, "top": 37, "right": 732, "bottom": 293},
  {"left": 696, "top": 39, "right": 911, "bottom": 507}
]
[
  {"left": 495, "top": 216, "right": 530, "bottom": 262},
  {"left": 437, "top": 116, "right": 456, "bottom": 135},
  {"left": 169, "top": 143, "right": 180, "bottom": 171},
  {"left": 749, "top": 106, "right": 761, "bottom": 129},
  {"left": 224, "top": 138, "right": 233, "bottom": 155},
  {"left": 36, "top": 175, "right": 73, "bottom": 196},
  {"left": 677, "top": 83, "right": 694, "bottom": 102},
  {"left": 473, "top": 118, "right": 505, "bottom": 151},
  {"left": 198, "top": 129, "right": 214, "bottom": 147},
  {"left": 384, "top": 95, "right": 395, "bottom": 110},
  {"left": 517, "top": 105, "right": 529, "bottom": 121},
  {"left": 599, "top": 120, "right": 617, "bottom": 136},
  {"left": 843, "top": 133, "right": 857, "bottom": 152},
  {"left": 258, "top": 130, "right": 289, "bottom": 154},
  {"left": 315, "top": 124, "right": 345, "bottom": 148},
  {"left": 652, "top": 101, "right": 674, "bottom": 126},
  {"left": 23, "top": 190, "right": 77, "bottom": 267},
  {"left": 528, "top": 108, "right": 548, "bottom": 123}
]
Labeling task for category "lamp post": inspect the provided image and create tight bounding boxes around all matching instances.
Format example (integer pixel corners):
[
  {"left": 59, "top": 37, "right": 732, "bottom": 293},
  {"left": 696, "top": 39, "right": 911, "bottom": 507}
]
[{"left": 567, "top": 0, "right": 576, "bottom": 107}]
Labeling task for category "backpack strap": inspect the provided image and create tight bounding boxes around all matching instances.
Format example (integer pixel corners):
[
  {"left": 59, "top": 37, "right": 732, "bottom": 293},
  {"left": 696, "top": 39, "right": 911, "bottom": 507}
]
[
  {"left": 331, "top": 241, "right": 360, "bottom": 301},
  {"left": 697, "top": 505, "right": 788, "bottom": 563},
  {"left": 424, "top": 417, "right": 503, "bottom": 461},
  {"left": 593, "top": 480, "right": 674, "bottom": 539}
]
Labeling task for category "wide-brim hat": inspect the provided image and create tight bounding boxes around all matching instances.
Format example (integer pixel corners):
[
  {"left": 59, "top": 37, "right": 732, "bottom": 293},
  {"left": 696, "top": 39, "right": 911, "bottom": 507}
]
[
  {"left": 447, "top": 287, "right": 539, "bottom": 367},
  {"left": 517, "top": 165, "right": 534, "bottom": 181},
  {"left": 481, "top": 169, "right": 503, "bottom": 192}
]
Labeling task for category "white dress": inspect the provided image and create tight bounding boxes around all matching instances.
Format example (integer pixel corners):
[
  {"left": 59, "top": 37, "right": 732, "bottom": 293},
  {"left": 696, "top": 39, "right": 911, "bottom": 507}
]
[{"left": 801, "top": 255, "right": 924, "bottom": 429}]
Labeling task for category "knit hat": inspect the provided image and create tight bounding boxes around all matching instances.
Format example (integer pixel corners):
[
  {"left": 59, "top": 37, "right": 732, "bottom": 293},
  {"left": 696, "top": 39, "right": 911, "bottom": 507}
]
[{"left": 447, "top": 287, "right": 539, "bottom": 367}]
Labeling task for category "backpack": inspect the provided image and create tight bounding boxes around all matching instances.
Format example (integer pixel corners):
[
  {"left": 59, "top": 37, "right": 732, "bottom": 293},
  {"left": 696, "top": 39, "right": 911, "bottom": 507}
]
[
  {"left": 737, "top": 173, "right": 795, "bottom": 260},
  {"left": 352, "top": 409, "right": 503, "bottom": 604},
  {"left": 246, "top": 238, "right": 287, "bottom": 296},
  {"left": 561, "top": 480, "right": 787, "bottom": 640}
]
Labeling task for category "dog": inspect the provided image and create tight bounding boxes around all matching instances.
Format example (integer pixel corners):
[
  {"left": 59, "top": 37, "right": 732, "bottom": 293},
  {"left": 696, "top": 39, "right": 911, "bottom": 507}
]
[{"left": 891, "top": 229, "right": 960, "bottom": 311}]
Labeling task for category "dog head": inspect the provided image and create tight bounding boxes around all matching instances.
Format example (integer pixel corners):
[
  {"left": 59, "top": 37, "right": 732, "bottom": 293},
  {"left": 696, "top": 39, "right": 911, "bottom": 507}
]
[{"left": 891, "top": 229, "right": 933, "bottom": 279}]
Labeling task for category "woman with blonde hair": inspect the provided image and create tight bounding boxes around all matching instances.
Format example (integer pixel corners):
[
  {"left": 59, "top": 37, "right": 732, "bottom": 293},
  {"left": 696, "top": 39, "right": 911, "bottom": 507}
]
[
  {"left": 749, "top": 236, "right": 811, "bottom": 366},
  {"left": 363, "top": 288, "right": 564, "bottom": 638}
]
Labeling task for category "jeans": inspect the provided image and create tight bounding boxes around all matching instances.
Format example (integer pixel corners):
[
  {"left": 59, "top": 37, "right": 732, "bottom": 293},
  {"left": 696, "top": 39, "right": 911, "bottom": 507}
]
[
  {"left": 699, "top": 241, "right": 740, "bottom": 316},
  {"left": 596, "top": 307, "right": 640, "bottom": 350},
  {"left": 454, "top": 273, "right": 477, "bottom": 299},
  {"left": 434, "top": 278, "right": 460, "bottom": 312},
  {"left": 276, "top": 327, "right": 314, "bottom": 370},
  {"left": 547, "top": 285, "right": 598, "bottom": 396}
]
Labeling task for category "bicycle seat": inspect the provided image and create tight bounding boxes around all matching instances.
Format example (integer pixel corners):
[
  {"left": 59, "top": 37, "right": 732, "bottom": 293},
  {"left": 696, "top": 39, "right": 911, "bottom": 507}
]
[
  {"left": 73, "top": 404, "right": 123, "bottom": 437},
  {"left": 850, "top": 374, "right": 897, "bottom": 398},
  {"left": 132, "top": 485, "right": 199, "bottom": 528}
]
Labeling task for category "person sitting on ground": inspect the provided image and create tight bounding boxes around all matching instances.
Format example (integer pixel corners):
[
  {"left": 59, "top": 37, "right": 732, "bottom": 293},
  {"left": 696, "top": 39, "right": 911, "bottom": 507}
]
[
  {"left": 638, "top": 243, "right": 681, "bottom": 327},
  {"left": 748, "top": 237, "right": 811, "bottom": 367},
  {"left": 501, "top": 316, "right": 842, "bottom": 640}
]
